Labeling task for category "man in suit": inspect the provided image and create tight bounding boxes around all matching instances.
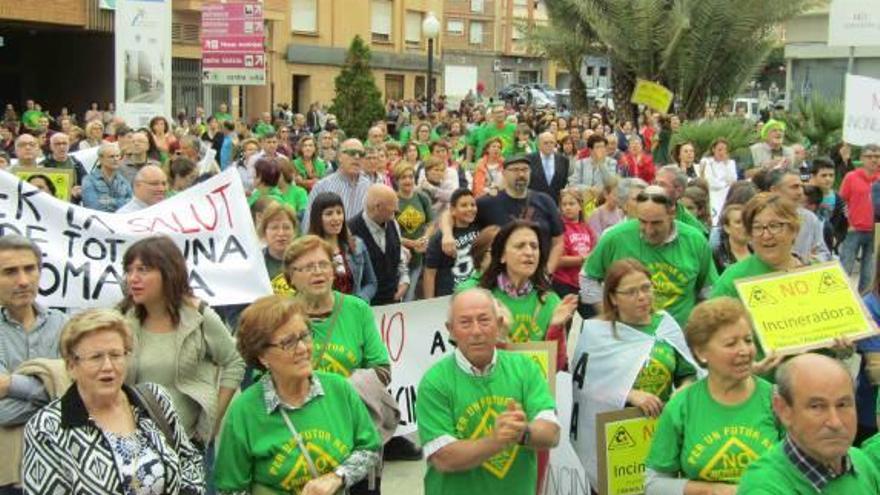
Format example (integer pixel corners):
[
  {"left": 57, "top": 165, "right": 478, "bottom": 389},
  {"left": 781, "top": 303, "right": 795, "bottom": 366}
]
[{"left": 527, "top": 131, "right": 569, "bottom": 204}]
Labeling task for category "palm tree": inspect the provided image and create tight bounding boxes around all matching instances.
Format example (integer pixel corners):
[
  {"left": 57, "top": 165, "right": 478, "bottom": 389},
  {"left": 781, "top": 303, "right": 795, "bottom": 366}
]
[{"left": 550, "top": 0, "right": 813, "bottom": 120}]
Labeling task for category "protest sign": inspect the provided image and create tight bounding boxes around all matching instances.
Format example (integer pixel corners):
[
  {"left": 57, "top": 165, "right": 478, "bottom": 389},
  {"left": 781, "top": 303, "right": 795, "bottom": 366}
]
[
  {"left": 543, "top": 372, "right": 591, "bottom": 495},
  {"left": 596, "top": 408, "right": 657, "bottom": 495},
  {"left": 373, "top": 296, "right": 453, "bottom": 436},
  {"left": 509, "top": 341, "right": 557, "bottom": 397},
  {"left": 14, "top": 167, "right": 74, "bottom": 201},
  {"left": 630, "top": 80, "right": 673, "bottom": 114},
  {"left": 843, "top": 74, "right": 880, "bottom": 146},
  {"left": 735, "top": 262, "right": 878, "bottom": 355},
  {"left": 0, "top": 168, "right": 272, "bottom": 308}
]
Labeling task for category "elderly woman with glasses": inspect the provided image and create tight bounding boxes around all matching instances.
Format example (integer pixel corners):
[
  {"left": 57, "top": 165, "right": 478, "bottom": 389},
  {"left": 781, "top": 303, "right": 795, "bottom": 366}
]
[
  {"left": 571, "top": 258, "right": 700, "bottom": 491},
  {"left": 22, "top": 309, "right": 204, "bottom": 494},
  {"left": 214, "top": 295, "right": 381, "bottom": 494}
]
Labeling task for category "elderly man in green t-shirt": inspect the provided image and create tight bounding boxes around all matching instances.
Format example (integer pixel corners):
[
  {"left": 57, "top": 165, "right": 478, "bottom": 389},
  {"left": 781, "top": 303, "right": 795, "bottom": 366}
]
[
  {"left": 581, "top": 185, "right": 717, "bottom": 327},
  {"left": 417, "top": 288, "right": 559, "bottom": 495},
  {"left": 655, "top": 165, "right": 709, "bottom": 235},
  {"left": 739, "top": 353, "right": 880, "bottom": 494},
  {"left": 466, "top": 105, "right": 517, "bottom": 162}
]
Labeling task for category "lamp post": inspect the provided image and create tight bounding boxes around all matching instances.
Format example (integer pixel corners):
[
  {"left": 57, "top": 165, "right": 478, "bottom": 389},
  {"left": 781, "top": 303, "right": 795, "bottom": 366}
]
[{"left": 422, "top": 12, "right": 440, "bottom": 114}]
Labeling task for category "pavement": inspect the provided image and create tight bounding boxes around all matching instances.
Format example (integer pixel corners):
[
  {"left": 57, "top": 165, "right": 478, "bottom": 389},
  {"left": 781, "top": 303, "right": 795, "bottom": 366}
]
[{"left": 383, "top": 459, "right": 426, "bottom": 495}]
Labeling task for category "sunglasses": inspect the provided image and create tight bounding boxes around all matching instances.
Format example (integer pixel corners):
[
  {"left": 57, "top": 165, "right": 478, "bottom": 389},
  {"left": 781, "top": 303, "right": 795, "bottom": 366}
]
[
  {"left": 636, "top": 192, "right": 672, "bottom": 206},
  {"left": 341, "top": 149, "right": 366, "bottom": 158}
]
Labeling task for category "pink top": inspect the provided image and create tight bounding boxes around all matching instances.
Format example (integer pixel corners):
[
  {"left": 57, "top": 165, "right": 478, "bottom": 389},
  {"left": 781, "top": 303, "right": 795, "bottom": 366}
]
[{"left": 553, "top": 219, "right": 597, "bottom": 288}]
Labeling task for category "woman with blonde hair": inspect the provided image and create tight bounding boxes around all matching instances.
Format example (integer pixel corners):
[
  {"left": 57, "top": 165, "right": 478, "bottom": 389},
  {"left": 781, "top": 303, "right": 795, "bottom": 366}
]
[
  {"left": 78, "top": 120, "right": 105, "bottom": 150},
  {"left": 23, "top": 308, "right": 205, "bottom": 493}
]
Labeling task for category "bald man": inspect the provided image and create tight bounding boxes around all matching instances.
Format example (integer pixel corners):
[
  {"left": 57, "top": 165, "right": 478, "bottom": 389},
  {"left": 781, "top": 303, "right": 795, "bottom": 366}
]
[
  {"left": 739, "top": 353, "right": 880, "bottom": 494},
  {"left": 348, "top": 184, "right": 410, "bottom": 305},
  {"left": 526, "top": 131, "right": 569, "bottom": 204},
  {"left": 302, "top": 138, "right": 372, "bottom": 232},
  {"left": 116, "top": 165, "right": 168, "bottom": 213}
]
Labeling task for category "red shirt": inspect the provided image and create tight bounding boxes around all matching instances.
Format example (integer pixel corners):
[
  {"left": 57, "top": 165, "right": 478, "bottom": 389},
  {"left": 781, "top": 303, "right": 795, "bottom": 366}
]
[
  {"left": 552, "top": 219, "right": 597, "bottom": 288},
  {"left": 840, "top": 168, "right": 879, "bottom": 231},
  {"left": 619, "top": 152, "right": 656, "bottom": 183}
]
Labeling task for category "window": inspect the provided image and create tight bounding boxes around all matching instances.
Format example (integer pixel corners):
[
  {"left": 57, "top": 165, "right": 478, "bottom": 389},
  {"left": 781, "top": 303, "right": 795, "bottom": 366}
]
[
  {"left": 371, "top": 0, "right": 393, "bottom": 42},
  {"left": 469, "top": 20, "right": 484, "bottom": 45},
  {"left": 405, "top": 11, "right": 422, "bottom": 45},
  {"left": 513, "top": 0, "right": 528, "bottom": 5},
  {"left": 470, "top": 0, "right": 484, "bottom": 13},
  {"left": 291, "top": 0, "right": 317, "bottom": 32},
  {"left": 447, "top": 19, "right": 464, "bottom": 34}
]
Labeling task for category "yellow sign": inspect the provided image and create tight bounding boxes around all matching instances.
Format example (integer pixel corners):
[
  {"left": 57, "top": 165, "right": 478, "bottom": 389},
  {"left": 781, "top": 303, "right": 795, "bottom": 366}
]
[
  {"left": 508, "top": 341, "right": 557, "bottom": 397},
  {"left": 596, "top": 408, "right": 657, "bottom": 495},
  {"left": 14, "top": 167, "right": 75, "bottom": 201},
  {"left": 630, "top": 80, "right": 674, "bottom": 113},
  {"left": 735, "top": 262, "right": 879, "bottom": 355}
]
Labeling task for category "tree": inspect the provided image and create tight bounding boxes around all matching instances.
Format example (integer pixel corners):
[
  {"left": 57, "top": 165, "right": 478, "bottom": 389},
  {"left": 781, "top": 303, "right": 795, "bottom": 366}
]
[
  {"left": 522, "top": 0, "right": 601, "bottom": 113},
  {"left": 550, "top": 0, "right": 813, "bottom": 120},
  {"left": 329, "top": 35, "right": 385, "bottom": 140}
]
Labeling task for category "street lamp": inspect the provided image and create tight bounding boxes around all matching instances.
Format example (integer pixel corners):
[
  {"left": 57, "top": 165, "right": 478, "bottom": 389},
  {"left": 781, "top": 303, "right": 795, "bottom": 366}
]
[{"left": 422, "top": 12, "right": 440, "bottom": 113}]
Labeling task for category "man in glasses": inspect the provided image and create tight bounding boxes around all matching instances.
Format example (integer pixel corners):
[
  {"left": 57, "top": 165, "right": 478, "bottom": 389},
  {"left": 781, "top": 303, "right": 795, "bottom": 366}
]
[
  {"left": 116, "top": 165, "right": 168, "bottom": 213},
  {"left": 0, "top": 235, "right": 68, "bottom": 494},
  {"left": 301, "top": 138, "right": 372, "bottom": 232},
  {"left": 766, "top": 168, "right": 831, "bottom": 264},
  {"left": 654, "top": 165, "right": 709, "bottom": 236},
  {"left": 839, "top": 143, "right": 880, "bottom": 292},
  {"left": 581, "top": 185, "right": 717, "bottom": 327}
]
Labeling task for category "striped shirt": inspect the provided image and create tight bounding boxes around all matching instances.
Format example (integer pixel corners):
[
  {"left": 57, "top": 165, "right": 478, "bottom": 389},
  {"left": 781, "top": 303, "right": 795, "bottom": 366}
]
[{"left": 302, "top": 171, "right": 371, "bottom": 232}]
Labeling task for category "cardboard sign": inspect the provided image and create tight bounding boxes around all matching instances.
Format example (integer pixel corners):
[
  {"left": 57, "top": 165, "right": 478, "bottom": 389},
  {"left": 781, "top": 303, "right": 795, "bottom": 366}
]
[
  {"left": 14, "top": 167, "right": 75, "bottom": 201},
  {"left": 508, "top": 341, "right": 557, "bottom": 397},
  {"left": 734, "top": 262, "right": 878, "bottom": 355},
  {"left": 630, "top": 80, "right": 673, "bottom": 114},
  {"left": 596, "top": 408, "right": 657, "bottom": 495},
  {"left": 843, "top": 74, "right": 880, "bottom": 146}
]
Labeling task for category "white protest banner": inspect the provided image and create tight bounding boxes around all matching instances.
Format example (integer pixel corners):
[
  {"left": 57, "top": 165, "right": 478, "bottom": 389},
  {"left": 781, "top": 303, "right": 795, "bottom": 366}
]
[
  {"left": 828, "top": 0, "right": 880, "bottom": 47},
  {"left": 0, "top": 168, "right": 272, "bottom": 308},
  {"left": 544, "top": 372, "right": 591, "bottom": 495},
  {"left": 115, "top": 0, "right": 172, "bottom": 128},
  {"left": 373, "top": 296, "right": 453, "bottom": 436},
  {"left": 70, "top": 146, "right": 100, "bottom": 174},
  {"left": 843, "top": 74, "right": 880, "bottom": 146}
]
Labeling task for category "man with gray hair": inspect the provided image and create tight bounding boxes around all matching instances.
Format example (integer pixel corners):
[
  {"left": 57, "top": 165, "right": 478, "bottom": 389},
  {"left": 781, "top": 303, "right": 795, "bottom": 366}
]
[
  {"left": 302, "top": 138, "right": 372, "bottom": 232},
  {"left": 617, "top": 177, "right": 649, "bottom": 219},
  {"left": 766, "top": 168, "right": 832, "bottom": 263},
  {"left": 116, "top": 165, "right": 168, "bottom": 213},
  {"left": 417, "top": 288, "right": 559, "bottom": 495},
  {"left": 81, "top": 142, "right": 132, "bottom": 212},
  {"left": 42, "top": 132, "right": 87, "bottom": 202},
  {"left": 119, "top": 130, "right": 161, "bottom": 184},
  {"left": 0, "top": 235, "right": 67, "bottom": 493},
  {"left": 9, "top": 134, "right": 40, "bottom": 170},
  {"left": 738, "top": 353, "right": 880, "bottom": 493},
  {"left": 655, "top": 165, "right": 709, "bottom": 235}
]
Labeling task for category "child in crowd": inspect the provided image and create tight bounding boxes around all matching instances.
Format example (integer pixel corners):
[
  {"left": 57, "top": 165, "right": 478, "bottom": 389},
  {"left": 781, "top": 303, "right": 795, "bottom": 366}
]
[
  {"left": 423, "top": 188, "right": 480, "bottom": 298},
  {"left": 553, "top": 188, "right": 597, "bottom": 318}
]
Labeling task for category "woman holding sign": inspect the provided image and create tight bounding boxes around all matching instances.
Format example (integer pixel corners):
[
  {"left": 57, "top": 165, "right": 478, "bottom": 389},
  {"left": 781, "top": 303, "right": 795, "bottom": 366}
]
[
  {"left": 570, "top": 258, "right": 700, "bottom": 491},
  {"left": 645, "top": 297, "right": 783, "bottom": 494}
]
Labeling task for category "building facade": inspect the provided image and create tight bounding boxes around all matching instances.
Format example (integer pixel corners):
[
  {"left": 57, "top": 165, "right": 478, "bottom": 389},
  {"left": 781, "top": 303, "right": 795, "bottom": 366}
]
[
  {"left": 784, "top": 4, "right": 880, "bottom": 103},
  {"left": 441, "top": 0, "right": 555, "bottom": 98}
]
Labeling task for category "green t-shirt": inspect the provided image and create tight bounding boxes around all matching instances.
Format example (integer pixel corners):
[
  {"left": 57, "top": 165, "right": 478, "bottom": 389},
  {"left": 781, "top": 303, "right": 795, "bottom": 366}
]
[
  {"left": 710, "top": 254, "right": 774, "bottom": 300},
  {"left": 676, "top": 201, "right": 709, "bottom": 235},
  {"left": 397, "top": 192, "right": 434, "bottom": 266},
  {"left": 248, "top": 186, "right": 307, "bottom": 213},
  {"left": 584, "top": 219, "right": 718, "bottom": 326},
  {"left": 467, "top": 122, "right": 518, "bottom": 159},
  {"left": 646, "top": 377, "right": 782, "bottom": 483},
  {"left": 862, "top": 432, "right": 880, "bottom": 466},
  {"left": 214, "top": 372, "right": 381, "bottom": 493},
  {"left": 214, "top": 112, "right": 233, "bottom": 123},
  {"left": 493, "top": 289, "right": 560, "bottom": 343},
  {"left": 253, "top": 122, "right": 276, "bottom": 138},
  {"left": 737, "top": 443, "right": 880, "bottom": 494},
  {"left": 264, "top": 249, "right": 295, "bottom": 296},
  {"left": 309, "top": 292, "right": 390, "bottom": 377},
  {"left": 630, "top": 313, "right": 697, "bottom": 402},
  {"left": 417, "top": 351, "right": 556, "bottom": 495},
  {"left": 455, "top": 272, "right": 482, "bottom": 292},
  {"left": 22, "top": 110, "right": 43, "bottom": 129},
  {"left": 293, "top": 157, "right": 328, "bottom": 181}
]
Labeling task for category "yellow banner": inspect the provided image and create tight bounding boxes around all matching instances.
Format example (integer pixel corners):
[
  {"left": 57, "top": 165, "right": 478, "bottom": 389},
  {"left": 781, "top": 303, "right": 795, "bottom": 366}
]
[
  {"left": 630, "top": 80, "right": 674, "bottom": 114},
  {"left": 597, "top": 408, "right": 657, "bottom": 495},
  {"left": 14, "top": 167, "right": 74, "bottom": 201},
  {"left": 508, "top": 341, "right": 557, "bottom": 397},
  {"left": 735, "top": 262, "right": 879, "bottom": 355}
]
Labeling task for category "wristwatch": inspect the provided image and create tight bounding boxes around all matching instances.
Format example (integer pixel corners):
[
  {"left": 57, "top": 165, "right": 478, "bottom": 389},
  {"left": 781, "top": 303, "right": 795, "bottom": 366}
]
[{"left": 518, "top": 424, "right": 531, "bottom": 446}]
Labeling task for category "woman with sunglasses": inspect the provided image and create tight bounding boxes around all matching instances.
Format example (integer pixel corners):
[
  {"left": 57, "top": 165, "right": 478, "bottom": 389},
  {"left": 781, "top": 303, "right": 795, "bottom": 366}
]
[
  {"left": 571, "top": 258, "right": 700, "bottom": 491},
  {"left": 214, "top": 295, "right": 381, "bottom": 494}
]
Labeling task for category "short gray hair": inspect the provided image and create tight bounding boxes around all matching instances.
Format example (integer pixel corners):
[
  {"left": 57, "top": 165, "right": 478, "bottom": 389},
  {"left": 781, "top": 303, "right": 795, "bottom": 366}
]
[
  {"left": 0, "top": 235, "right": 43, "bottom": 267},
  {"left": 775, "top": 353, "right": 853, "bottom": 405},
  {"left": 617, "top": 177, "right": 649, "bottom": 205},
  {"left": 446, "top": 287, "right": 498, "bottom": 325},
  {"left": 98, "top": 142, "right": 119, "bottom": 158},
  {"left": 658, "top": 165, "right": 687, "bottom": 189}
]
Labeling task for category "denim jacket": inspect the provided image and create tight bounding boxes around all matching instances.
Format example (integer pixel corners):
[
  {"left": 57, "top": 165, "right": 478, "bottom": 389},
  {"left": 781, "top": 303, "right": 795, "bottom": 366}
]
[
  {"left": 347, "top": 235, "right": 378, "bottom": 302},
  {"left": 81, "top": 166, "right": 132, "bottom": 212}
]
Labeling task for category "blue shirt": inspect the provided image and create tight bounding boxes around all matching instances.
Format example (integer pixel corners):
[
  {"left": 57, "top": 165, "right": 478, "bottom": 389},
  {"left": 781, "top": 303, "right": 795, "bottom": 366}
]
[
  {"left": 82, "top": 166, "right": 132, "bottom": 213},
  {"left": 220, "top": 134, "right": 234, "bottom": 170}
]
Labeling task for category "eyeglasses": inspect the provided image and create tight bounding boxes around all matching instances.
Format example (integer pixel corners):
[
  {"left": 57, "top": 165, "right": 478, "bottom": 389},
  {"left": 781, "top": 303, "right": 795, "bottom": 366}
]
[
  {"left": 751, "top": 221, "right": 789, "bottom": 237},
  {"left": 636, "top": 192, "right": 672, "bottom": 206},
  {"left": 267, "top": 331, "right": 313, "bottom": 352},
  {"left": 291, "top": 261, "right": 333, "bottom": 273},
  {"left": 341, "top": 149, "right": 366, "bottom": 158},
  {"left": 615, "top": 283, "right": 654, "bottom": 298},
  {"left": 74, "top": 350, "right": 130, "bottom": 368}
]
